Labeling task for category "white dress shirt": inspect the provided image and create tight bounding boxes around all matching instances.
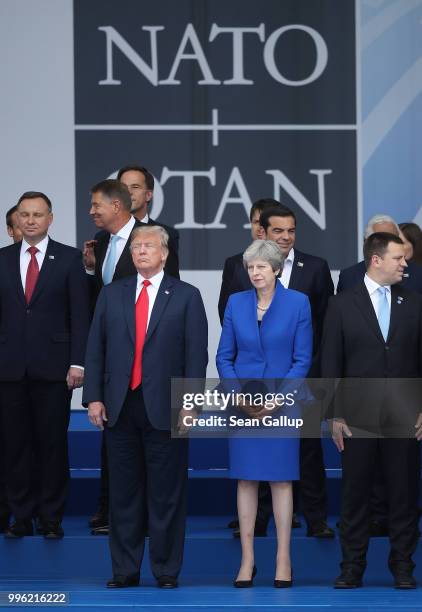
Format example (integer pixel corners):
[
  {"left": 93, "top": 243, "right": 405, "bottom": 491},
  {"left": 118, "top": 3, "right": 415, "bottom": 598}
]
[
  {"left": 279, "top": 248, "right": 295, "bottom": 288},
  {"left": 20, "top": 235, "right": 49, "bottom": 289},
  {"left": 364, "top": 274, "right": 391, "bottom": 316},
  {"left": 101, "top": 216, "right": 136, "bottom": 279},
  {"left": 135, "top": 269, "right": 164, "bottom": 328},
  {"left": 140, "top": 213, "right": 149, "bottom": 223}
]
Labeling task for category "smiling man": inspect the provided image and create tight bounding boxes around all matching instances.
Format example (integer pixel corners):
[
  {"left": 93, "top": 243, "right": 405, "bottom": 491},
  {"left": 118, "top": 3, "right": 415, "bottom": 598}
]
[
  {"left": 0, "top": 191, "right": 90, "bottom": 539},
  {"left": 83, "top": 225, "right": 207, "bottom": 589}
]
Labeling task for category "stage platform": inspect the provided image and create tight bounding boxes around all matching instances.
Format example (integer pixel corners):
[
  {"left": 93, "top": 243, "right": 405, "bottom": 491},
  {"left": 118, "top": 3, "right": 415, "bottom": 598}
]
[{"left": 1, "top": 517, "right": 422, "bottom": 611}]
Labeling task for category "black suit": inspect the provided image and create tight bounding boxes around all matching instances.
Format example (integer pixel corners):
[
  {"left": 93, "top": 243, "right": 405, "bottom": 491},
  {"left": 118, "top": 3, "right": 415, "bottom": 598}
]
[
  {"left": 337, "top": 259, "right": 422, "bottom": 528},
  {"left": 320, "top": 283, "right": 421, "bottom": 575},
  {"left": 92, "top": 217, "right": 180, "bottom": 516},
  {"left": 338, "top": 260, "right": 422, "bottom": 294},
  {"left": 219, "top": 248, "right": 334, "bottom": 529},
  {"left": 0, "top": 239, "right": 90, "bottom": 521}
]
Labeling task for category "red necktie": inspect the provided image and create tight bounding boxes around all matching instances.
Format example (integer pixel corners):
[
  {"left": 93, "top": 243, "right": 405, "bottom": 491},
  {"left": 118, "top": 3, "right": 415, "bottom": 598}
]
[
  {"left": 130, "top": 280, "right": 151, "bottom": 390},
  {"left": 25, "top": 246, "right": 39, "bottom": 304}
]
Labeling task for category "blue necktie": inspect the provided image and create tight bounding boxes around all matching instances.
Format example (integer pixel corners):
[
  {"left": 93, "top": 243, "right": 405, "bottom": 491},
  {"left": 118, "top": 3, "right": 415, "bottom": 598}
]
[
  {"left": 377, "top": 286, "right": 390, "bottom": 341},
  {"left": 103, "top": 235, "right": 119, "bottom": 285}
]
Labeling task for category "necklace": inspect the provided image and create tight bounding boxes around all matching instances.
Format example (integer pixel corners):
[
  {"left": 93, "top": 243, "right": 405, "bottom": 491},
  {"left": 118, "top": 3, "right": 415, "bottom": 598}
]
[{"left": 257, "top": 304, "right": 269, "bottom": 311}]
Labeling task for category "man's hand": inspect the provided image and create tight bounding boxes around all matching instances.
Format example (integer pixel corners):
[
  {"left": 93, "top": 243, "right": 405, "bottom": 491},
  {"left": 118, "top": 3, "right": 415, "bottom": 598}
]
[
  {"left": 177, "top": 408, "right": 197, "bottom": 435},
  {"left": 331, "top": 418, "right": 352, "bottom": 452},
  {"left": 83, "top": 240, "right": 97, "bottom": 271},
  {"left": 415, "top": 413, "right": 422, "bottom": 440},
  {"left": 88, "top": 401, "right": 108, "bottom": 430},
  {"left": 66, "top": 366, "right": 84, "bottom": 390}
]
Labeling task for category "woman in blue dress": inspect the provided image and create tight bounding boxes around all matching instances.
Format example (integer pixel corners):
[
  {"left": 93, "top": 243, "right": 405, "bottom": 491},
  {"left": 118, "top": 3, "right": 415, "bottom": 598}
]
[{"left": 216, "top": 240, "right": 312, "bottom": 587}]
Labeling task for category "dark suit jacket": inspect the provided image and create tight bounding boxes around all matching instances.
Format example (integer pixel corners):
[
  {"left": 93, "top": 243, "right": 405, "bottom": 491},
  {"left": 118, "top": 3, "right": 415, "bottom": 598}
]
[
  {"left": 218, "top": 249, "right": 333, "bottom": 352},
  {"left": 83, "top": 273, "right": 208, "bottom": 430},
  {"left": 91, "top": 218, "right": 180, "bottom": 303},
  {"left": 320, "top": 283, "right": 422, "bottom": 430},
  {"left": 337, "top": 260, "right": 422, "bottom": 294},
  {"left": 0, "top": 239, "right": 90, "bottom": 381}
]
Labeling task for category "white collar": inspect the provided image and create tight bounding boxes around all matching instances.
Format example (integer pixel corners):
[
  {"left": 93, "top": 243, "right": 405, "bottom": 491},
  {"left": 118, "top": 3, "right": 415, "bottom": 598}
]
[
  {"left": 137, "top": 268, "right": 164, "bottom": 289},
  {"left": 21, "top": 235, "right": 49, "bottom": 254},
  {"left": 112, "top": 216, "right": 136, "bottom": 240},
  {"left": 364, "top": 273, "right": 391, "bottom": 297}
]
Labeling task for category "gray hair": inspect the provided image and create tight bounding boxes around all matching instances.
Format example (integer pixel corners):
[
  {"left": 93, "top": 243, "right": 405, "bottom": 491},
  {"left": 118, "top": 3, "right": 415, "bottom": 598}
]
[
  {"left": 243, "top": 240, "right": 284, "bottom": 273},
  {"left": 364, "top": 214, "right": 399, "bottom": 239},
  {"left": 130, "top": 225, "right": 169, "bottom": 252}
]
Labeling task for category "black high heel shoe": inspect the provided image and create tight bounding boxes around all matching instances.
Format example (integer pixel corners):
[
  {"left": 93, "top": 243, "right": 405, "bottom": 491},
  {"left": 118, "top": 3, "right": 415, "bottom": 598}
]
[
  {"left": 233, "top": 566, "right": 257, "bottom": 588},
  {"left": 274, "top": 569, "right": 293, "bottom": 588}
]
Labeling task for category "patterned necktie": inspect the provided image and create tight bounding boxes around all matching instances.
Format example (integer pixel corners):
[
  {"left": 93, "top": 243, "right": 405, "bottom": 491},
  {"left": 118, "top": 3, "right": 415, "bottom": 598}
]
[
  {"left": 25, "top": 246, "right": 39, "bottom": 304},
  {"left": 103, "top": 235, "right": 119, "bottom": 285},
  {"left": 130, "top": 280, "right": 152, "bottom": 390},
  {"left": 377, "top": 286, "right": 390, "bottom": 341}
]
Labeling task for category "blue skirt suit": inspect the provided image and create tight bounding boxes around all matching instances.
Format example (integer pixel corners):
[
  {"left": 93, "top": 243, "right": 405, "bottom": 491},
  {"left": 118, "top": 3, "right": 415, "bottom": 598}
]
[{"left": 216, "top": 281, "right": 313, "bottom": 481}]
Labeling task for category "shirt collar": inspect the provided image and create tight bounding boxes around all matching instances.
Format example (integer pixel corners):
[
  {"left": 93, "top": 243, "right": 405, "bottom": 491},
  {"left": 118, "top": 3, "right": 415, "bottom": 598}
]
[
  {"left": 285, "top": 248, "right": 295, "bottom": 264},
  {"left": 22, "top": 235, "right": 49, "bottom": 254},
  {"left": 140, "top": 214, "right": 149, "bottom": 223},
  {"left": 112, "top": 216, "right": 136, "bottom": 240},
  {"left": 364, "top": 273, "right": 391, "bottom": 297},
  {"left": 137, "top": 268, "right": 164, "bottom": 290}
]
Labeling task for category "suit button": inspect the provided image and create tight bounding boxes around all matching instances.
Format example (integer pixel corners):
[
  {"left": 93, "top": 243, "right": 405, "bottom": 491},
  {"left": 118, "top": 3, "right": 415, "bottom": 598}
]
[
  {"left": 385, "top": 345, "right": 389, "bottom": 350},
  {"left": 26, "top": 309, "right": 30, "bottom": 314}
]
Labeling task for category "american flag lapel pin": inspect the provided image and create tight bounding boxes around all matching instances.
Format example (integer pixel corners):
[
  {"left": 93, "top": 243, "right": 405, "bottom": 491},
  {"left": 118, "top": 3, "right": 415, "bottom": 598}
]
[
  {"left": 48, "top": 255, "right": 55, "bottom": 260},
  {"left": 297, "top": 261, "right": 304, "bottom": 267}
]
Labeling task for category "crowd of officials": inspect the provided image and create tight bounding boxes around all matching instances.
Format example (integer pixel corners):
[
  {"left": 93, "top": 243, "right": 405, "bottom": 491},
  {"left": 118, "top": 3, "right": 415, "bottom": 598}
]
[{"left": 1, "top": 166, "right": 422, "bottom": 590}]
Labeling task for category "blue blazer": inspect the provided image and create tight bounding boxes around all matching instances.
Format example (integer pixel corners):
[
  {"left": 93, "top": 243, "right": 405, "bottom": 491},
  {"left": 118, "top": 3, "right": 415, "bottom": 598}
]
[
  {"left": 83, "top": 273, "right": 208, "bottom": 429},
  {"left": 0, "top": 239, "right": 90, "bottom": 381},
  {"left": 216, "top": 282, "right": 313, "bottom": 382}
]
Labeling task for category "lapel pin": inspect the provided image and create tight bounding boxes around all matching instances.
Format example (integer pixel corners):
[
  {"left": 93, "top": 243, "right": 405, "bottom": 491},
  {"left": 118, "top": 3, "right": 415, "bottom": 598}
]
[
  {"left": 297, "top": 261, "right": 304, "bottom": 267},
  {"left": 403, "top": 273, "right": 409, "bottom": 278},
  {"left": 48, "top": 255, "right": 55, "bottom": 260},
  {"left": 397, "top": 296, "right": 403, "bottom": 304},
  {"left": 165, "top": 290, "right": 170, "bottom": 295}
]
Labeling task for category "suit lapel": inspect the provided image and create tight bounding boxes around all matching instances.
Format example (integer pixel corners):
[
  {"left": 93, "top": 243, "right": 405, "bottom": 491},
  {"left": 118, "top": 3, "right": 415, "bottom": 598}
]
[
  {"left": 95, "top": 233, "right": 109, "bottom": 286},
  {"left": 145, "top": 275, "right": 174, "bottom": 344},
  {"left": 387, "top": 285, "right": 403, "bottom": 343},
  {"left": 288, "top": 250, "right": 306, "bottom": 291},
  {"left": 28, "top": 238, "right": 59, "bottom": 306},
  {"left": 11, "top": 243, "right": 26, "bottom": 306},
  {"left": 122, "top": 276, "right": 137, "bottom": 345},
  {"left": 353, "top": 283, "right": 385, "bottom": 344}
]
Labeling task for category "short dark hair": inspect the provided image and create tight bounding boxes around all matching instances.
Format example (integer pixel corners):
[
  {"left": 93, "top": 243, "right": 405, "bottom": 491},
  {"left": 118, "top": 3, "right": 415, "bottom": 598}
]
[
  {"left": 91, "top": 179, "right": 132, "bottom": 211},
  {"left": 249, "top": 198, "right": 282, "bottom": 222},
  {"left": 6, "top": 205, "right": 18, "bottom": 227},
  {"left": 117, "top": 165, "right": 154, "bottom": 191},
  {"left": 363, "top": 232, "right": 404, "bottom": 268},
  {"left": 260, "top": 205, "right": 296, "bottom": 231},
  {"left": 17, "top": 191, "right": 52, "bottom": 213}
]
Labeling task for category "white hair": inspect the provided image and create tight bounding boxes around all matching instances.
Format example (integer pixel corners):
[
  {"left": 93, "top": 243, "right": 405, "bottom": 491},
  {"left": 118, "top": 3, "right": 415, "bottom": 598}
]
[{"left": 364, "top": 214, "right": 399, "bottom": 240}]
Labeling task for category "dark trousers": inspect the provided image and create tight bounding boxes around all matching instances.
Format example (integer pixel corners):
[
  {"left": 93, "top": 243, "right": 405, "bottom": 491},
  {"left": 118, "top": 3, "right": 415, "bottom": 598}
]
[
  {"left": 0, "top": 379, "right": 71, "bottom": 521},
  {"left": 0, "top": 428, "right": 9, "bottom": 518},
  {"left": 340, "top": 438, "right": 419, "bottom": 575},
  {"left": 98, "top": 431, "right": 109, "bottom": 510},
  {"left": 105, "top": 387, "right": 188, "bottom": 579},
  {"left": 256, "top": 437, "right": 327, "bottom": 528}
]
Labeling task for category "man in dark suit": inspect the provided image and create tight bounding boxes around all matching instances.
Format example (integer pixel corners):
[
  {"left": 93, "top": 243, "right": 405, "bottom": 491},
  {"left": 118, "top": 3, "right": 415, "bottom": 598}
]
[
  {"left": 117, "top": 165, "right": 179, "bottom": 279},
  {"left": 337, "top": 214, "right": 422, "bottom": 537},
  {"left": 84, "top": 179, "right": 181, "bottom": 533},
  {"left": 250, "top": 205, "right": 334, "bottom": 538},
  {"left": 338, "top": 215, "right": 422, "bottom": 294},
  {"left": 83, "top": 225, "right": 207, "bottom": 588},
  {"left": 321, "top": 232, "right": 422, "bottom": 589},
  {"left": 0, "top": 191, "right": 90, "bottom": 538}
]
